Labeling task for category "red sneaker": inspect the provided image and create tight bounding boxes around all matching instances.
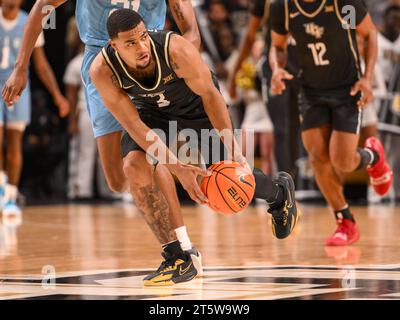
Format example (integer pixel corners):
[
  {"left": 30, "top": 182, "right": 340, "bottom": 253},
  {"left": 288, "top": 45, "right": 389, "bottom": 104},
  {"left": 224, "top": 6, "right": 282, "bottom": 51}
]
[
  {"left": 365, "top": 137, "right": 393, "bottom": 196},
  {"left": 325, "top": 219, "right": 360, "bottom": 246}
]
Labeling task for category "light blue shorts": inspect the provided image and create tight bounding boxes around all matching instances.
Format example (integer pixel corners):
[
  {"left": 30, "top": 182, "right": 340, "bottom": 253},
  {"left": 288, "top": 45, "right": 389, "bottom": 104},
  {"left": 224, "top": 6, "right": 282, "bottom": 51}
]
[
  {"left": 81, "top": 46, "right": 123, "bottom": 138},
  {"left": 0, "top": 78, "right": 31, "bottom": 125}
]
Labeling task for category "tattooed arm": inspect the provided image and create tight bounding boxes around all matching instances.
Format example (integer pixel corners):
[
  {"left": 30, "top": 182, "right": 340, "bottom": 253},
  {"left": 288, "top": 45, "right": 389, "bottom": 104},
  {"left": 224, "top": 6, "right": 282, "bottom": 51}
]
[{"left": 168, "top": 0, "right": 201, "bottom": 50}]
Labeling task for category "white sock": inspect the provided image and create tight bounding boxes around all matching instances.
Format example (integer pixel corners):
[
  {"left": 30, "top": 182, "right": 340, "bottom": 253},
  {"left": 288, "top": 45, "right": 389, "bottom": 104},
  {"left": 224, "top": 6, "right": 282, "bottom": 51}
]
[
  {"left": 175, "top": 226, "right": 192, "bottom": 251},
  {"left": 3, "top": 184, "right": 18, "bottom": 203}
]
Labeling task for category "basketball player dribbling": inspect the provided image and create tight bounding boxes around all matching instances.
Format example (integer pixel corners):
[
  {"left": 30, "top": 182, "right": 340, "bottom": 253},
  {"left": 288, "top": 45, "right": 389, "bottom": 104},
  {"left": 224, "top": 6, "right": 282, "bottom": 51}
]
[
  {"left": 1, "top": 0, "right": 207, "bottom": 281},
  {"left": 269, "top": 0, "right": 393, "bottom": 246},
  {"left": 90, "top": 9, "right": 299, "bottom": 285}
]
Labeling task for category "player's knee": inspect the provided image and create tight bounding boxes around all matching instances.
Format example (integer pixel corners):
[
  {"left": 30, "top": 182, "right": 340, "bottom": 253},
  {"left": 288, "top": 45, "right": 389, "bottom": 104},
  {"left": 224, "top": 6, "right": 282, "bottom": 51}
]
[
  {"left": 307, "top": 148, "right": 330, "bottom": 167},
  {"left": 331, "top": 155, "right": 354, "bottom": 173},
  {"left": 123, "top": 151, "right": 151, "bottom": 183},
  {"left": 107, "top": 178, "right": 127, "bottom": 193}
]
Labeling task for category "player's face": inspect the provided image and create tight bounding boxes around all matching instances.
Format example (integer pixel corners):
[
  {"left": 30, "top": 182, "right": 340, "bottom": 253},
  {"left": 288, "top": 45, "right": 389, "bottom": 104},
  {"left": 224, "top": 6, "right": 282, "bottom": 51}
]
[
  {"left": 111, "top": 22, "right": 152, "bottom": 70},
  {"left": 1, "top": 0, "right": 23, "bottom": 10}
]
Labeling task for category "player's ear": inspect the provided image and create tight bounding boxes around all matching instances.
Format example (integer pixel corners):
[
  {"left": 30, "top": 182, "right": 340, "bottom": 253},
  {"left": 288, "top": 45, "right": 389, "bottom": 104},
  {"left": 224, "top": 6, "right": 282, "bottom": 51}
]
[{"left": 110, "top": 39, "right": 118, "bottom": 51}]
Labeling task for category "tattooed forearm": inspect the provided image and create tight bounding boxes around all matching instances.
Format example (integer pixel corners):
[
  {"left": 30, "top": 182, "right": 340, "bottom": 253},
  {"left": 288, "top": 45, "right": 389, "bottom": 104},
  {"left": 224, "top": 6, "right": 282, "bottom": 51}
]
[
  {"left": 171, "top": 1, "right": 185, "bottom": 21},
  {"left": 135, "top": 184, "right": 176, "bottom": 244}
]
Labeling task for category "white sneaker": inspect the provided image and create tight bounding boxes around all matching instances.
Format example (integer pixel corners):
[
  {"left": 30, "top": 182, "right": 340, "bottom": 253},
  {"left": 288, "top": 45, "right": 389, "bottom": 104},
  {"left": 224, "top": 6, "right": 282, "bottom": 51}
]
[
  {"left": 2, "top": 200, "right": 22, "bottom": 227},
  {"left": 3, "top": 200, "right": 21, "bottom": 216},
  {"left": 186, "top": 246, "right": 203, "bottom": 277}
]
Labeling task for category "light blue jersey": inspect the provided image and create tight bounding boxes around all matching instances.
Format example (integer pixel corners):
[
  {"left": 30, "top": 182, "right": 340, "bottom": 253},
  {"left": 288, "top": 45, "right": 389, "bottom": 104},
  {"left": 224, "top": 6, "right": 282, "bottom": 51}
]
[
  {"left": 76, "top": 0, "right": 166, "bottom": 48},
  {"left": 77, "top": 0, "right": 168, "bottom": 137},
  {"left": 0, "top": 9, "right": 32, "bottom": 124},
  {"left": 0, "top": 10, "right": 28, "bottom": 80}
]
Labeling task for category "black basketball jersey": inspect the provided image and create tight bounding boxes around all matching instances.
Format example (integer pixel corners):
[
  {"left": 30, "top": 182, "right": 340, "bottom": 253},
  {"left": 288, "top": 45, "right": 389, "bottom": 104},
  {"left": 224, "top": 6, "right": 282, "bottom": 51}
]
[
  {"left": 101, "top": 31, "right": 204, "bottom": 116},
  {"left": 270, "top": 0, "right": 368, "bottom": 90}
]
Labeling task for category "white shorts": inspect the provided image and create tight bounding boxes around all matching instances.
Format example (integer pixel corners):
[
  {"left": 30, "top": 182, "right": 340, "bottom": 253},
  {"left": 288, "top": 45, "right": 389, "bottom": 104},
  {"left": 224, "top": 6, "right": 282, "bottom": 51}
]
[{"left": 241, "top": 99, "right": 274, "bottom": 133}]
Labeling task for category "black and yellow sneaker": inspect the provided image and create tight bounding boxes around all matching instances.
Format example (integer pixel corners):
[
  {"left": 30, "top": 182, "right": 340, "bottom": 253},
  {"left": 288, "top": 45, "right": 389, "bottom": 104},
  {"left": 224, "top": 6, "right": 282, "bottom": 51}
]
[
  {"left": 267, "top": 172, "right": 299, "bottom": 239},
  {"left": 143, "top": 251, "right": 197, "bottom": 286}
]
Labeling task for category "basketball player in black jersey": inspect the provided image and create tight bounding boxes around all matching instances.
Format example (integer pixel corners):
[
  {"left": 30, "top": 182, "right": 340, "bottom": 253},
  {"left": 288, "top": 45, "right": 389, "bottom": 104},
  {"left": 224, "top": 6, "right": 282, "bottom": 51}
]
[
  {"left": 269, "top": 0, "right": 393, "bottom": 246},
  {"left": 90, "top": 9, "right": 299, "bottom": 286}
]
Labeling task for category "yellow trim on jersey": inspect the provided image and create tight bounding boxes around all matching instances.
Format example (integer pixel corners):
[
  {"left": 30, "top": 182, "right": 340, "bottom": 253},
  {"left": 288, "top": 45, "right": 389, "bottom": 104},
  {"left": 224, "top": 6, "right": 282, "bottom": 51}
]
[
  {"left": 115, "top": 36, "right": 162, "bottom": 91},
  {"left": 294, "top": 0, "right": 327, "bottom": 18},
  {"left": 101, "top": 48, "right": 123, "bottom": 88},
  {"left": 284, "top": 0, "right": 289, "bottom": 32},
  {"left": 164, "top": 31, "right": 173, "bottom": 69},
  {"left": 333, "top": 0, "right": 361, "bottom": 77}
]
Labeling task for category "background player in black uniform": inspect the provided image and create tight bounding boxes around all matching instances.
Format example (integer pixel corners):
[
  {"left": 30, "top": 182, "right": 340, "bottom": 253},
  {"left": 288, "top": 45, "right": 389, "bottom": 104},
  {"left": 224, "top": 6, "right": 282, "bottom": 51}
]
[
  {"left": 228, "top": 0, "right": 300, "bottom": 176},
  {"left": 90, "top": 9, "right": 299, "bottom": 286},
  {"left": 269, "top": 0, "right": 393, "bottom": 246}
]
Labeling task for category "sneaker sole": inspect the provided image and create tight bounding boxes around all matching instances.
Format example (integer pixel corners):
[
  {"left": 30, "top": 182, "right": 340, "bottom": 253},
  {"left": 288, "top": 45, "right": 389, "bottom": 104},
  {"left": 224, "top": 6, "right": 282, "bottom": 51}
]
[
  {"left": 326, "top": 233, "right": 360, "bottom": 246},
  {"left": 143, "top": 271, "right": 197, "bottom": 286}
]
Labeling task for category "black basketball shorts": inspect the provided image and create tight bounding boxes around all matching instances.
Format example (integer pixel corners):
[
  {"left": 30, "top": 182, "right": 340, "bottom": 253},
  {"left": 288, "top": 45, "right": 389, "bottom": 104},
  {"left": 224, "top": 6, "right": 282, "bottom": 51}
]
[
  {"left": 298, "top": 86, "right": 363, "bottom": 134},
  {"left": 120, "top": 108, "right": 228, "bottom": 169}
]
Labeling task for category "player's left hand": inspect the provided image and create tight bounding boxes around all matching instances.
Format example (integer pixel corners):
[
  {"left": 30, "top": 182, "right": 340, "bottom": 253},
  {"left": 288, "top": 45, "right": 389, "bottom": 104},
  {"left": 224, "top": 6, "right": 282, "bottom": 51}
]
[
  {"left": 54, "top": 94, "right": 70, "bottom": 118},
  {"left": 351, "top": 77, "right": 373, "bottom": 109}
]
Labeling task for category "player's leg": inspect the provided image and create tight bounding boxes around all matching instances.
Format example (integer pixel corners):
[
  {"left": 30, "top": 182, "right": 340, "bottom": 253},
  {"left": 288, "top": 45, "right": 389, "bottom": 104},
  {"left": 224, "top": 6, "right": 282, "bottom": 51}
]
[
  {"left": 259, "top": 133, "right": 274, "bottom": 176},
  {"left": 302, "top": 125, "right": 360, "bottom": 246},
  {"left": 1, "top": 82, "right": 32, "bottom": 219},
  {"left": 302, "top": 126, "right": 347, "bottom": 210},
  {"left": 82, "top": 49, "right": 127, "bottom": 194},
  {"left": 96, "top": 132, "right": 127, "bottom": 193},
  {"left": 2, "top": 125, "right": 25, "bottom": 218},
  {"left": 0, "top": 123, "right": 5, "bottom": 207},
  {"left": 330, "top": 101, "right": 392, "bottom": 195},
  {"left": 192, "top": 115, "right": 298, "bottom": 240},
  {"left": 122, "top": 142, "right": 198, "bottom": 285}
]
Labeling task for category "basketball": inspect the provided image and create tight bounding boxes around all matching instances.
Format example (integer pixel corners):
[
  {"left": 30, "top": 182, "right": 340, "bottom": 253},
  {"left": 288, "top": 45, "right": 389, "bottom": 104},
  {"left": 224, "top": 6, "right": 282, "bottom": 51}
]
[{"left": 201, "top": 161, "right": 256, "bottom": 215}]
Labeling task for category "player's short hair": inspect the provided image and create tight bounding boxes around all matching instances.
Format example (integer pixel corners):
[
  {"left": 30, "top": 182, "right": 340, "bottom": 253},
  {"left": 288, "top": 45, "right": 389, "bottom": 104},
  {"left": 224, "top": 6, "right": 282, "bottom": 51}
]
[
  {"left": 107, "top": 8, "right": 144, "bottom": 39},
  {"left": 384, "top": 4, "right": 400, "bottom": 18}
]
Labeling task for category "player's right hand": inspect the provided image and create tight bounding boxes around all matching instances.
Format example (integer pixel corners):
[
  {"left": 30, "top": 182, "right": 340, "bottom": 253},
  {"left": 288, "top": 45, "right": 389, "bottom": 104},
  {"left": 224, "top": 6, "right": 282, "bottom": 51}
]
[
  {"left": 270, "top": 68, "right": 293, "bottom": 95},
  {"left": 169, "top": 163, "right": 211, "bottom": 205},
  {"left": 2, "top": 67, "right": 28, "bottom": 106}
]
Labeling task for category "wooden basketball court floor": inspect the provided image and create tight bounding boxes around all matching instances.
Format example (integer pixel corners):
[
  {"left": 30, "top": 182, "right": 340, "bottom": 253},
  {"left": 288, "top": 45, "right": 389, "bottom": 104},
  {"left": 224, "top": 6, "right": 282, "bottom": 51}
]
[{"left": 0, "top": 203, "right": 400, "bottom": 300}]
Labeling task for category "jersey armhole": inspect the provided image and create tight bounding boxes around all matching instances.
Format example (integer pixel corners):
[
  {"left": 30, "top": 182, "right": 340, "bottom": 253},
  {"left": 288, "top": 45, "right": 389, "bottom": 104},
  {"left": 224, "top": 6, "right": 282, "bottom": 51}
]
[
  {"left": 164, "top": 31, "right": 174, "bottom": 69},
  {"left": 101, "top": 47, "right": 123, "bottom": 88}
]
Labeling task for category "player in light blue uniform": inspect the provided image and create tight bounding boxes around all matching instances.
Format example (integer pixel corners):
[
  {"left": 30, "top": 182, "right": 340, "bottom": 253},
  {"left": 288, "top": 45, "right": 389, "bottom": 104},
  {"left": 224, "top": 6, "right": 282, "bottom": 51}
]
[
  {"left": 0, "top": 0, "right": 69, "bottom": 219},
  {"left": 2, "top": 0, "right": 199, "bottom": 194},
  {"left": 77, "top": 0, "right": 167, "bottom": 137},
  {"left": 0, "top": 9, "right": 32, "bottom": 125}
]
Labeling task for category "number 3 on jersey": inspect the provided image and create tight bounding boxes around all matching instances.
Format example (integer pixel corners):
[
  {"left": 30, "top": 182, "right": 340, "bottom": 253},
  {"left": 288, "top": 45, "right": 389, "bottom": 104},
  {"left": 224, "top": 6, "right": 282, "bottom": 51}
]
[
  {"left": 308, "top": 42, "right": 330, "bottom": 66},
  {"left": 156, "top": 93, "right": 170, "bottom": 108}
]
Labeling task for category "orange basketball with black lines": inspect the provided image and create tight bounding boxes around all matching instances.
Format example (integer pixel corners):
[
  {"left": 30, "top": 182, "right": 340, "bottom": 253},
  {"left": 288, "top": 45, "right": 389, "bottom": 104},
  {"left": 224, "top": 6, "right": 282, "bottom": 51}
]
[{"left": 201, "top": 161, "right": 255, "bottom": 215}]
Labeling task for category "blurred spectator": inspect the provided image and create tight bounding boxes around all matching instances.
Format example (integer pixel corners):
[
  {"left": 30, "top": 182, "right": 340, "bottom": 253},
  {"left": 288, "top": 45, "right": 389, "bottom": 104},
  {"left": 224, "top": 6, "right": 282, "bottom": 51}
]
[
  {"left": 228, "top": 0, "right": 300, "bottom": 177},
  {"left": 237, "top": 38, "right": 274, "bottom": 175},
  {"left": 365, "top": 0, "right": 400, "bottom": 27}
]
